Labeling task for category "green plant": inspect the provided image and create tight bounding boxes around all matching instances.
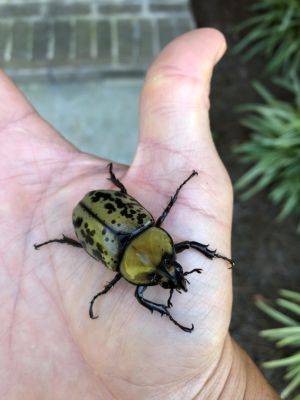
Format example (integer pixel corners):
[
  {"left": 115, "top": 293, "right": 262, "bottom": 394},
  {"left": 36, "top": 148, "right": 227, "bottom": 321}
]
[
  {"left": 234, "top": 0, "right": 300, "bottom": 73},
  {"left": 256, "top": 290, "right": 300, "bottom": 399},
  {"left": 235, "top": 75, "right": 300, "bottom": 232}
]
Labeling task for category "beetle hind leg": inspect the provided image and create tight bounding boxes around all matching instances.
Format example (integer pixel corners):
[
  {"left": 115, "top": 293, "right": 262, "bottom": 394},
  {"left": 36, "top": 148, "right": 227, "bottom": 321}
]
[
  {"left": 135, "top": 286, "right": 194, "bottom": 333},
  {"left": 108, "top": 162, "right": 127, "bottom": 194},
  {"left": 89, "top": 273, "right": 122, "bottom": 319},
  {"left": 34, "top": 234, "right": 82, "bottom": 250}
]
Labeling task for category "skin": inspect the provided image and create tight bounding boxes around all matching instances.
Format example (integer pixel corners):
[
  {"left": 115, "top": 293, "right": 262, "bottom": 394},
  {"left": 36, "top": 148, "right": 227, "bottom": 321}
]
[{"left": 0, "top": 29, "right": 279, "bottom": 400}]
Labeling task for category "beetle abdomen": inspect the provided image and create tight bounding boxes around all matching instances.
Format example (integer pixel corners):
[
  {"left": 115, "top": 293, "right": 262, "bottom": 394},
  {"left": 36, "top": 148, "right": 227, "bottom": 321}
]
[{"left": 72, "top": 190, "right": 154, "bottom": 271}]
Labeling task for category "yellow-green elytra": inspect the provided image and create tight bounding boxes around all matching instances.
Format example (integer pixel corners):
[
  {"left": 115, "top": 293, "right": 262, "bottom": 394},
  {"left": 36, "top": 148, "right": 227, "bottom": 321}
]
[
  {"left": 72, "top": 190, "right": 154, "bottom": 271},
  {"left": 34, "top": 163, "right": 234, "bottom": 333}
]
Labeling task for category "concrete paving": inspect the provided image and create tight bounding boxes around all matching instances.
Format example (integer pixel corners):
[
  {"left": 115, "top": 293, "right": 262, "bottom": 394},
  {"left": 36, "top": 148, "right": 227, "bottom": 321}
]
[{"left": 20, "top": 78, "right": 143, "bottom": 164}]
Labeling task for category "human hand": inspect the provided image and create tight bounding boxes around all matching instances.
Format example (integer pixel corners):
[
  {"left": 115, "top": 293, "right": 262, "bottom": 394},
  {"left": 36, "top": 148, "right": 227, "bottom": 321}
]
[{"left": 0, "top": 29, "right": 278, "bottom": 399}]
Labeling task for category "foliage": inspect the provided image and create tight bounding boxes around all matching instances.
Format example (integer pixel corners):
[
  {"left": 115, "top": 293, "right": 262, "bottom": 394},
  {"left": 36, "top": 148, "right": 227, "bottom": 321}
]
[
  {"left": 256, "top": 290, "right": 300, "bottom": 399},
  {"left": 234, "top": 0, "right": 300, "bottom": 73},
  {"left": 235, "top": 75, "right": 300, "bottom": 231}
]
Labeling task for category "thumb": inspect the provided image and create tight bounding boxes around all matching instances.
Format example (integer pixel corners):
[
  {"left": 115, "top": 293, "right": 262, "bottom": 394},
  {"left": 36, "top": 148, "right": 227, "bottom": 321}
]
[{"left": 130, "top": 28, "right": 227, "bottom": 174}]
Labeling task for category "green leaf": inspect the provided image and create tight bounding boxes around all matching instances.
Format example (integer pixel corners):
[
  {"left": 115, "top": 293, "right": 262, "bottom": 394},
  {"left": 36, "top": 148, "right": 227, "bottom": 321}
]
[
  {"left": 261, "top": 327, "right": 300, "bottom": 340},
  {"left": 281, "top": 372, "right": 300, "bottom": 398},
  {"left": 256, "top": 299, "right": 298, "bottom": 326},
  {"left": 235, "top": 77, "right": 300, "bottom": 230},
  {"left": 277, "top": 299, "right": 300, "bottom": 316},
  {"left": 233, "top": 0, "right": 300, "bottom": 73},
  {"left": 257, "top": 289, "right": 300, "bottom": 399},
  {"left": 263, "top": 353, "right": 300, "bottom": 368}
]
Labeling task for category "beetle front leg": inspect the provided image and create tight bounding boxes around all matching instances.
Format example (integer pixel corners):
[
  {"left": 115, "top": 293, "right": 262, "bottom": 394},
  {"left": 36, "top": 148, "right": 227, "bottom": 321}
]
[
  {"left": 167, "top": 288, "right": 174, "bottom": 308},
  {"left": 135, "top": 286, "right": 194, "bottom": 333},
  {"left": 174, "top": 241, "right": 235, "bottom": 268},
  {"left": 156, "top": 170, "right": 198, "bottom": 227},
  {"left": 184, "top": 268, "right": 202, "bottom": 276},
  {"left": 34, "top": 234, "right": 82, "bottom": 250}
]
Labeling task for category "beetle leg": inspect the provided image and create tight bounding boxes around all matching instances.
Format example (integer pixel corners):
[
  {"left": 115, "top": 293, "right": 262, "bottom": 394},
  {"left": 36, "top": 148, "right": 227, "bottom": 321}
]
[
  {"left": 34, "top": 234, "right": 82, "bottom": 250},
  {"left": 89, "top": 273, "right": 122, "bottom": 319},
  {"left": 135, "top": 286, "right": 194, "bottom": 333},
  {"left": 155, "top": 170, "right": 198, "bottom": 227},
  {"left": 108, "top": 162, "right": 127, "bottom": 194},
  {"left": 174, "top": 241, "right": 235, "bottom": 269},
  {"left": 184, "top": 268, "right": 202, "bottom": 276},
  {"left": 167, "top": 288, "right": 174, "bottom": 308}
]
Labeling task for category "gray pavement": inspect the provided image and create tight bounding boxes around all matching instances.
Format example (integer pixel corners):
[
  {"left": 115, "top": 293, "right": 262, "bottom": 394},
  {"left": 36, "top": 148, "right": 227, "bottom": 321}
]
[
  {"left": 2, "top": 0, "right": 193, "bottom": 162},
  {"left": 21, "top": 78, "right": 143, "bottom": 163}
]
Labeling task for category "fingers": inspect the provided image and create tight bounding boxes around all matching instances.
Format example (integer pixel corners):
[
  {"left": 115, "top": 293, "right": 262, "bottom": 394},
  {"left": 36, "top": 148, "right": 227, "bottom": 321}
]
[{"left": 131, "top": 28, "right": 227, "bottom": 175}]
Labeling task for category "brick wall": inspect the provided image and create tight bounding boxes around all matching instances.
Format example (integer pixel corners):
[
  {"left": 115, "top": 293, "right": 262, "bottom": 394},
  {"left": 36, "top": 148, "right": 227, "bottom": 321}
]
[{"left": 0, "top": 0, "right": 194, "bottom": 79}]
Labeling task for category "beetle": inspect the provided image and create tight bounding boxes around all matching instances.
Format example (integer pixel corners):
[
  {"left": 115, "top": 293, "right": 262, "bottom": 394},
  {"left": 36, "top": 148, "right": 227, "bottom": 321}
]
[{"left": 34, "top": 163, "right": 234, "bottom": 332}]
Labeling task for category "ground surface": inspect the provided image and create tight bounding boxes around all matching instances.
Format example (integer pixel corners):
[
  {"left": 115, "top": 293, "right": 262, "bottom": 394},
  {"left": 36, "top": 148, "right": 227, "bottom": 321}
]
[
  {"left": 1, "top": 0, "right": 299, "bottom": 395},
  {"left": 191, "top": 0, "right": 300, "bottom": 392}
]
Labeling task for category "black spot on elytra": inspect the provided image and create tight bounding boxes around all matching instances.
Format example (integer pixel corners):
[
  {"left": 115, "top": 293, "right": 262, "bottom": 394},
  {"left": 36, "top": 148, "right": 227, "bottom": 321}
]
[
  {"left": 137, "top": 212, "right": 147, "bottom": 225},
  {"left": 80, "top": 226, "right": 94, "bottom": 246},
  {"left": 74, "top": 217, "right": 83, "bottom": 228},
  {"left": 90, "top": 191, "right": 114, "bottom": 203},
  {"left": 96, "top": 243, "right": 104, "bottom": 254},
  {"left": 92, "top": 249, "right": 102, "bottom": 260},
  {"left": 105, "top": 237, "right": 109, "bottom": 242},
  {"left": 111, "top": 219, "right": 116, "bottom": 224},
  {"left": 102, "top": 228, "right": 106, "bottom": 235},
  {"left": 84, "top": 222, "right": 88, "bottom": 228},
  {"left": 105, "top": 203, "right": 116, "bottom": 213}
]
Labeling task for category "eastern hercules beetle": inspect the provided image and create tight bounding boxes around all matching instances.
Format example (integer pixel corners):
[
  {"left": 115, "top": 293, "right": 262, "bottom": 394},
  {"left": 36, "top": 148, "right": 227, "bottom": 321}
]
[{"left": 34, "top": 163, "right": 234, "bottom": 332}]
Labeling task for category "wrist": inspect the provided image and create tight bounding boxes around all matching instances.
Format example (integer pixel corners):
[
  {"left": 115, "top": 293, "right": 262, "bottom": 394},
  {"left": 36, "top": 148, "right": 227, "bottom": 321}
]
[
  {"left": 194, "top": 336, "right": 279, "bottom": 400},
  {"left": 223, "top": 338, "right": 279, "bottom": 400}
]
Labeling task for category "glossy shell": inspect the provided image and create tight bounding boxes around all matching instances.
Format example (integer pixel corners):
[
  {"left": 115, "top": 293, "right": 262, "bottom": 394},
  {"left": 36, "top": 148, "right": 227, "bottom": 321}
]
[
  {"left": 72, "top": 190, "right": 154, "bottom": 270},
  {"left": 120, "top": 227, "right": 173, "bottom": 285}
]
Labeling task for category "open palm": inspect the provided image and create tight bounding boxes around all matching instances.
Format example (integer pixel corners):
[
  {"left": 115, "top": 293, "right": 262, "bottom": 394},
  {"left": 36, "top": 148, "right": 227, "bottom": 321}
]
[{"left": 1, "top": 30, "right": 237, "bottom": 400}]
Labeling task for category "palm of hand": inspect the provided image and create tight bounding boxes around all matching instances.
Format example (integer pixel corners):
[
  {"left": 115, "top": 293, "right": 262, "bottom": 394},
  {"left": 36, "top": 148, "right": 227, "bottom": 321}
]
[{"left": 0, "top": 30, "right": 233, "bottom": 400}]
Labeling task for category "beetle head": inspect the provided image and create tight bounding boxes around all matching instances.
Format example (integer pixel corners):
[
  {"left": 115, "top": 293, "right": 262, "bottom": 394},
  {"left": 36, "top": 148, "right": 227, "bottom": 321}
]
[{"left": 157, "top": 255, "right": 187, "bottom": 292}]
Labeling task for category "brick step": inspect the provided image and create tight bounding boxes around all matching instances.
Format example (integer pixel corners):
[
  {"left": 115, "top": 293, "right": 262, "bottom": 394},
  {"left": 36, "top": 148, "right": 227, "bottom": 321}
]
[{"left": 0, "top": 0, "right": 194, "bottom": 79}]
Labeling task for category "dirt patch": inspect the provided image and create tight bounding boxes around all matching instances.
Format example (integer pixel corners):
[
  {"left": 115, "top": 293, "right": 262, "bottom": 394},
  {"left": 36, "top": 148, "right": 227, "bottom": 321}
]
[{"left": 191, "top": 0, "right": 300, "bottom": 392}]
